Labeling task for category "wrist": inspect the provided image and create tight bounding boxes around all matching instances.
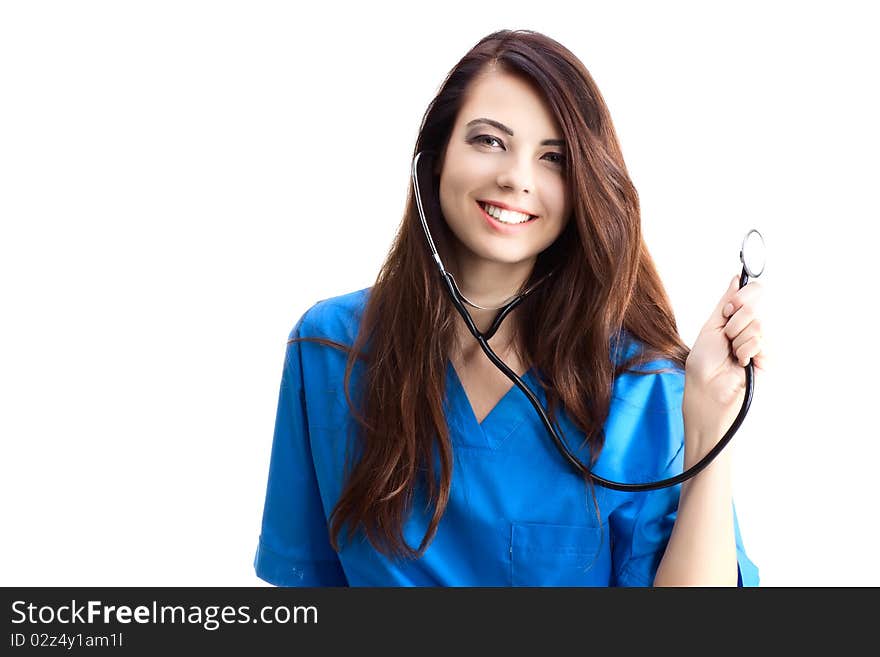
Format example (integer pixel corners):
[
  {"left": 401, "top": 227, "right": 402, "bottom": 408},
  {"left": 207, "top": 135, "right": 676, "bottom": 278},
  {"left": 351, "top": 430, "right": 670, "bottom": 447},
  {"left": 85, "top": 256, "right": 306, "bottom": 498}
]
[
  {"left": 684, "top": 425, "right": 734, "bottom": 470},
  {"left": 683, "top": 382, "right": 725, "bottom": 439}
]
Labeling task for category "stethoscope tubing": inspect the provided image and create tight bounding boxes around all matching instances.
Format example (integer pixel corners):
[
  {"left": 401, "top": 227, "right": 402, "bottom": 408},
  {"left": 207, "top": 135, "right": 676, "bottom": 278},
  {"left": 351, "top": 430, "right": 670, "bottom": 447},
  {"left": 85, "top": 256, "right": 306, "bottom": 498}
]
[{"left": 413, "top": 150, "right": 754, "bottom": 492}]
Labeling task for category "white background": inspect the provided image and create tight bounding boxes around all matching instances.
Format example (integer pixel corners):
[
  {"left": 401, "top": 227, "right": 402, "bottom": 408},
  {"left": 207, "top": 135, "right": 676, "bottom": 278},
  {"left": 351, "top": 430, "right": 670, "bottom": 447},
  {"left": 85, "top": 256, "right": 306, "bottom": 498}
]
[{"left": 1, "top": 1, "right": 876, "bottom": 586}]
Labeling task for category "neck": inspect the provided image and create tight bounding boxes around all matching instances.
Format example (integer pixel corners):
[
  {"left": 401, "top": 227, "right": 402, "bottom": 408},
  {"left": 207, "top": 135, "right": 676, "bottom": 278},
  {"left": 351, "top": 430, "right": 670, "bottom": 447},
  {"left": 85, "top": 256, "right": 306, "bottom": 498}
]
[{"left": 448, "top": 251, "right": 536, "bottom": 360}]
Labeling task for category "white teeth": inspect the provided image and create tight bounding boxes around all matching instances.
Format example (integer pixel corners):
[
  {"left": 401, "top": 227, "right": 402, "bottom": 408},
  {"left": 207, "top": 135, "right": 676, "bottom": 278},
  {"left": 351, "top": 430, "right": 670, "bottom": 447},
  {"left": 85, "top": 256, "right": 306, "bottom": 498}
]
[{"left": 480, "top": 202, "right": 535, "bottom": 224}]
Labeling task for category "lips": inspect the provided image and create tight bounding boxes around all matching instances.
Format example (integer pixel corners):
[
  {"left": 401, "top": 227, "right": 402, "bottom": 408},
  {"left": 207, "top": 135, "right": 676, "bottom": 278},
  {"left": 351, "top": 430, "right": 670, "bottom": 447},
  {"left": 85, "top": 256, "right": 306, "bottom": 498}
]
[
  {"left": 475, "top": 200, "right": 540, "bottom": 233},
  {"left": 477, "top": 199, "right": 538, "bottom": 217}
]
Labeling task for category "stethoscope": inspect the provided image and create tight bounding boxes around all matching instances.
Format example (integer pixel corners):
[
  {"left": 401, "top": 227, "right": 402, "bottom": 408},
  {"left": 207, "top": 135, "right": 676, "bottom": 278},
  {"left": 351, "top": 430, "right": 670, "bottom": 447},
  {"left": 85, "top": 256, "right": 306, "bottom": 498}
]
[{"left": 411, "top": 150, "right": 766, "bottom": 492}]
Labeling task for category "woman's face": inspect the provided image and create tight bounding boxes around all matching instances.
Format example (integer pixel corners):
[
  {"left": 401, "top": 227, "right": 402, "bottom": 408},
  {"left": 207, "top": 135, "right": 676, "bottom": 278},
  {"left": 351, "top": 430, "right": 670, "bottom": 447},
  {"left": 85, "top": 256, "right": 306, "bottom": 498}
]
[{"left": 438, "top": 67, "right": 572, "bottom": 270}]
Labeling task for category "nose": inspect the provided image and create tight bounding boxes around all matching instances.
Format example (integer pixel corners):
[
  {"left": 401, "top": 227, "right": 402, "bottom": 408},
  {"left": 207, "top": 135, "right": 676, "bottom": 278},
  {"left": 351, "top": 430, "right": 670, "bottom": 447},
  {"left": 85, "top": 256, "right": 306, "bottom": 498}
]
[{"left": 495, "top": 153, "right": 534, "bottom": 194}]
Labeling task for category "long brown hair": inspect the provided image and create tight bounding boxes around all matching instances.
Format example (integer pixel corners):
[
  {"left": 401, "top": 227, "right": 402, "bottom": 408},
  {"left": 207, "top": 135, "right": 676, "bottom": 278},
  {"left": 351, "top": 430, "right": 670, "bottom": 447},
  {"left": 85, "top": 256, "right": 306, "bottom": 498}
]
[{"left": 292, "top": 29, "right": 689, "bottom": 560}]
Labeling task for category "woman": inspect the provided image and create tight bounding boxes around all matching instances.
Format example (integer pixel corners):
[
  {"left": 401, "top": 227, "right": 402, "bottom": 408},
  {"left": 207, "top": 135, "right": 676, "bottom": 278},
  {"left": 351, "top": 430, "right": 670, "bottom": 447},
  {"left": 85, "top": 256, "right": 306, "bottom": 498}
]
[{"left": 254, "top": 29, "right": 766, "bottom": 586}]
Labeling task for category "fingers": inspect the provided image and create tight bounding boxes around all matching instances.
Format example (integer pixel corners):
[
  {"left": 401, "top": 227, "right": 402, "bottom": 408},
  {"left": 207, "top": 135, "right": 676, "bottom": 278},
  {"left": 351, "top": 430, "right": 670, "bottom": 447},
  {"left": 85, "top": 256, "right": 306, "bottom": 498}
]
[
  {"left": 725, "top": 310, "right": 760, "bottom": 342},
  {"left": 752, "top": 344, "right": 770, "bottom": 371},
  {"left": 732, "top": 334, "right": 762, "bottom": 367},
  {"left": 722, "top": 279, "right": 768, "bottom": 369},
  {"left": 722, "top": 280, "right": 763, "bottom": 340},
  {"left": 731, "top": 322, "right": 760, "bottom": 353},
  {"left": 713, "top": 275, "right": 741, "bottom": 320},
  {"left": 722, "top": 280, "right": 763, "bottom": 320}
]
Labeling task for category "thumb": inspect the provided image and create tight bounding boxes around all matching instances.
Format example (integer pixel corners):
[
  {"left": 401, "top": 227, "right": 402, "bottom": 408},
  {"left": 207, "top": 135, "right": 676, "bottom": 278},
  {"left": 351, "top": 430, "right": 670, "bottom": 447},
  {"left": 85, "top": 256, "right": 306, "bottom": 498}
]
[{"left": 713, "top": 275, "right": 740, "bottom": 324}]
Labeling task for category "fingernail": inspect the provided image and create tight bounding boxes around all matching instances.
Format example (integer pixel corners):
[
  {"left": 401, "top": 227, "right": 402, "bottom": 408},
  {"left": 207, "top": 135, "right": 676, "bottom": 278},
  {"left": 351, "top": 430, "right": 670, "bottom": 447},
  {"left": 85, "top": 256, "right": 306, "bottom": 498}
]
[{"left": 723, "top": 303, "right": 733, "bottom": 317}]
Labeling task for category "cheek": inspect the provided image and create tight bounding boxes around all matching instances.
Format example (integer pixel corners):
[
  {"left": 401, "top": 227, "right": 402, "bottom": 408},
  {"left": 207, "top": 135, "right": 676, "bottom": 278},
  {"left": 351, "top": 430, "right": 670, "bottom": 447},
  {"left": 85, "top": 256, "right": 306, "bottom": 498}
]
[
  {"left": 439, "top": 171, "right": 473, "bottom": 224},
  {"left": 549, "top": 178, "right": 570, "bottom": 211},
  {"left": 536, "top": 218, "right": 567, "bottom": 250},
  {"left": 437, "top": 176, "right": 457, "bottom": 222},
  {"left": 540, "top": 179, "right": 570, "bottom": 227}
]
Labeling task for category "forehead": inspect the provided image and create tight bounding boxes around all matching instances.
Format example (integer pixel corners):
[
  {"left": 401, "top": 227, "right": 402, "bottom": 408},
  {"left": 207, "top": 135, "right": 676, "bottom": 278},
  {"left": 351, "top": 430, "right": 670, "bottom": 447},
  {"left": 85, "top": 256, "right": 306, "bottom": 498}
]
[{"left": 457, "top": 69, "right": 561, "bottom": 138}]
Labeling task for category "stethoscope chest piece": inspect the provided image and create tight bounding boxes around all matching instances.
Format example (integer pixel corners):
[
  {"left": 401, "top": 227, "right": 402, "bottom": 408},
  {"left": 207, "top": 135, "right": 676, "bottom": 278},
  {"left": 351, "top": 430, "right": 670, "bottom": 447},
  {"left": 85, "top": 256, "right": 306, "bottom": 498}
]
[{"left": 740, "top": 229, "right": 766, "bottom": 279}]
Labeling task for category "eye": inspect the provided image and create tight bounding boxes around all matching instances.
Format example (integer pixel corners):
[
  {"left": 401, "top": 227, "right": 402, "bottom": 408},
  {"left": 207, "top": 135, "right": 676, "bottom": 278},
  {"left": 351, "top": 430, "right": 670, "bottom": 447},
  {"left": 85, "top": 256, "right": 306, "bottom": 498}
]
[
  {"left": 544, "top": 152, "right": 566, "bottom": 167},
  {"left": 471, "top": 134, "right": 504, "bottom": 148}
]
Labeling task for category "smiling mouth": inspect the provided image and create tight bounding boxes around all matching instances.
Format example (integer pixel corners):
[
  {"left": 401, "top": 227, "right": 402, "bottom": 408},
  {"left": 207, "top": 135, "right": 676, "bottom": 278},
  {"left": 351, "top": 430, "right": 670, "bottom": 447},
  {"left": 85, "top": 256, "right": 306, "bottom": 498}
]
[{"left": 476, "top": 201, "right": 539, "bottom": 225}]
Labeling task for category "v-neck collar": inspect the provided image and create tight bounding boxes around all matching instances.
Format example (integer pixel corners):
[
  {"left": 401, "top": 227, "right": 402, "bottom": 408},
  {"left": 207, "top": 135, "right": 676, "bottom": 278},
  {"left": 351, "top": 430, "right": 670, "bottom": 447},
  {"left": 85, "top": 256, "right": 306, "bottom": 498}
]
[{"left": 444, "top": 360, "right": 543, "bottom": 450}]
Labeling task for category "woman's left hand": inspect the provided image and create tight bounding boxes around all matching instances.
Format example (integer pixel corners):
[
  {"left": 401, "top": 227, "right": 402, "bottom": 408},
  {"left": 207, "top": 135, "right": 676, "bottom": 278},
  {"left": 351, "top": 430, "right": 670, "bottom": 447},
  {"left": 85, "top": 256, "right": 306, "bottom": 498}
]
[{"left": 683, "top": 275, "right": 769, "bottom": 440}]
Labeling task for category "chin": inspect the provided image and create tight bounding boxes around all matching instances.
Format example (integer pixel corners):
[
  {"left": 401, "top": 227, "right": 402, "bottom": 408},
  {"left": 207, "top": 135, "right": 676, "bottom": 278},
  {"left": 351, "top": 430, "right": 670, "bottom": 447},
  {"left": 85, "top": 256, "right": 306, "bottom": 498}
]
[{"left": 479, "top": 250, "right": 536, "bottom": 265}]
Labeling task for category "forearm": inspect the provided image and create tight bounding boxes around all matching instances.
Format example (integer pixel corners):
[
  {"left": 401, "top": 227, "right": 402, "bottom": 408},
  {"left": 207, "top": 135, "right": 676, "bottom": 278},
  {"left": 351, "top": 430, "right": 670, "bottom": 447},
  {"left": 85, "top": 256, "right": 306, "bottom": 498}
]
[{"left": 653, "top": 427, "right": 737, "bottom": 587}]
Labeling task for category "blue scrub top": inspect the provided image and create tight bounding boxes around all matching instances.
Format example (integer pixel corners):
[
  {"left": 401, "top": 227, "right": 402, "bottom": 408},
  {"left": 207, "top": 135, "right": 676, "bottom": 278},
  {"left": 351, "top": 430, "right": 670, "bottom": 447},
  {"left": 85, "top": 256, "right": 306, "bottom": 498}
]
[{"left": 254, "top": 288, "right": 760, "bottom": 586}]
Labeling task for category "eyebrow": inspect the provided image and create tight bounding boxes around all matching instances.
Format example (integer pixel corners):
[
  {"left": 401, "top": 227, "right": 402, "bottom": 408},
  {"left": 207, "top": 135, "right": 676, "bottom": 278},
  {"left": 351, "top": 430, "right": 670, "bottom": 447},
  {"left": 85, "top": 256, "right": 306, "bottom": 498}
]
[{"left": 465, "top": 117, "right": 565, "bottom": 147}]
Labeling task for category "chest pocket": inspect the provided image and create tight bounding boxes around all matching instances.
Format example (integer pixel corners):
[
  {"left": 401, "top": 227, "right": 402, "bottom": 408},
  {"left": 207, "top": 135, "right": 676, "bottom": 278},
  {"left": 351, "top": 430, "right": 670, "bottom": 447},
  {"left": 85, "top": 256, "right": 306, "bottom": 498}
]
[{"left": 511, "top": 521, "right": 612, "bottom": 586}]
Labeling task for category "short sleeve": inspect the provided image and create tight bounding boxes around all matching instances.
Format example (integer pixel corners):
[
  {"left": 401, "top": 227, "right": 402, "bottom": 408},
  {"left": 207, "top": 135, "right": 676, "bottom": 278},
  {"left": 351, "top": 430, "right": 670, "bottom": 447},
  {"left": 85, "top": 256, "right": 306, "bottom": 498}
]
[
  {"left": 253, "top": 318, "right": 348, "bottom": 586},
  {"left": 608, "top": 368, "right": 760, "bottom": 587},
  {"left": 610, "top": 471, "right": 760, "bottom": 586}
]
